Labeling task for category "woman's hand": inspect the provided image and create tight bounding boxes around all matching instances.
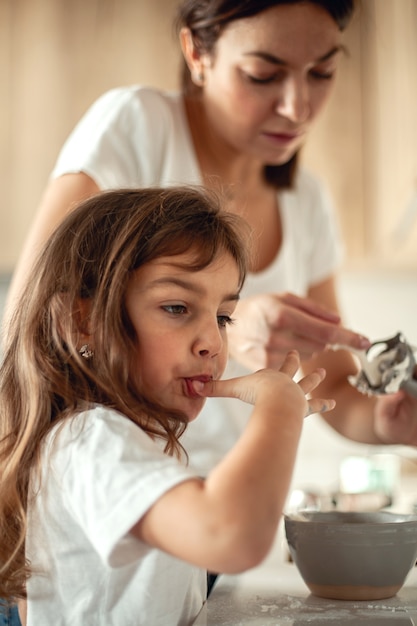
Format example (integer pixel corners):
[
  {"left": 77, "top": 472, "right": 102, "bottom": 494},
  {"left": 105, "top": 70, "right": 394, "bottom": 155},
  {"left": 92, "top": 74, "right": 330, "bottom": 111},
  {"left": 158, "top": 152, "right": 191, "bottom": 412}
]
[
  {"left": 374, "top": 389, "right": 417, "bottom": 446},
  {"left": 193, "top": 350, "right": 336, "bottom": 417},
  {"left": 227, "top": 292, "right": 370, "bottom": 370}
]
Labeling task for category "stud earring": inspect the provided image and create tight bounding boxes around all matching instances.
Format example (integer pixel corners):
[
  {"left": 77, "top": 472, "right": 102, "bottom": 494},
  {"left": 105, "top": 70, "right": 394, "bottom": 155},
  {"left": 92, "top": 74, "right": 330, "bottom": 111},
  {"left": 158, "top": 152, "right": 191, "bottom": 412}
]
[
  {"left": 79, "top": 344, "right": 94, "bottom": 359},
  {"left": 193, "top": 70, "right": 204, "bottom": 86}
]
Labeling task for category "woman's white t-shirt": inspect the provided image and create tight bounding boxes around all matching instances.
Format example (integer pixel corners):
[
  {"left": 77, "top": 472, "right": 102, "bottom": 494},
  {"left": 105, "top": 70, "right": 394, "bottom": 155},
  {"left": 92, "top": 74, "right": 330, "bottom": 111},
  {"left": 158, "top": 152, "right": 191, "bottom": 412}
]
[
  {"left": 52, "top": 85, "right": 343, "bottom": 474},
  {"left": 26, "top": 406, "right": 205, "bottom": 626}
]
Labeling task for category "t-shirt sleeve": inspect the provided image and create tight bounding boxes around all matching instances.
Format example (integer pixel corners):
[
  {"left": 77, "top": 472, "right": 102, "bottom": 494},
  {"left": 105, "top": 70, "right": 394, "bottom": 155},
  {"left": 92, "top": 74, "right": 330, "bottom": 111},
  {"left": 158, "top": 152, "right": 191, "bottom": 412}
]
[
  {"left": 51, "top": 87, "right": 166, "bottom": 189},
  {"left": 52, "top": 408, "right": 197, "bottom": 568}
]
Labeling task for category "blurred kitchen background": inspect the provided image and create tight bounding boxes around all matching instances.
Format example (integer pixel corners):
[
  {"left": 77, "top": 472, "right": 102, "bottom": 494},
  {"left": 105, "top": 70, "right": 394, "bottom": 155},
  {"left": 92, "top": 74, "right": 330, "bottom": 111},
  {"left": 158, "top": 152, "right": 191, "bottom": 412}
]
[{"left": 1, "top": 0, "right": 417, "bottom": 511}]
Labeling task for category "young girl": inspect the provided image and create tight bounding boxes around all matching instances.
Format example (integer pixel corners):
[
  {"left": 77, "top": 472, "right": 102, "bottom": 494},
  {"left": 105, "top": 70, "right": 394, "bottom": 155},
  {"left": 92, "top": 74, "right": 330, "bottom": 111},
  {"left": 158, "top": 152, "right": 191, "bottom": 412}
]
[{"left": 0, "top": 186, "right": 334, "bottom": 626}]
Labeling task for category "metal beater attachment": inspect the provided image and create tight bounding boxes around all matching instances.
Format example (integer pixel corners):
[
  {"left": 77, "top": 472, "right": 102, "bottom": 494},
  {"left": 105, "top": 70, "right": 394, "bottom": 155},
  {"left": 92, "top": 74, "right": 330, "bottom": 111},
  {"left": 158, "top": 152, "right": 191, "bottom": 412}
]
[{"left": 333, "top": 332, "right": 417, "bottom": 397}]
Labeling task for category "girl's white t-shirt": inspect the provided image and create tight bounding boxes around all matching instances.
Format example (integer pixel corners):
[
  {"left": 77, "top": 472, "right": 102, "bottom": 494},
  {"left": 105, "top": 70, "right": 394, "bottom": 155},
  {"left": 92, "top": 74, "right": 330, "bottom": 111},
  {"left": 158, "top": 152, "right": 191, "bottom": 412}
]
[
  {"left": 51, "top": 85, "right": 343, "bottom": 474},
  {"left": 26, "top": 406, "right": 205, "bottom": 626}
]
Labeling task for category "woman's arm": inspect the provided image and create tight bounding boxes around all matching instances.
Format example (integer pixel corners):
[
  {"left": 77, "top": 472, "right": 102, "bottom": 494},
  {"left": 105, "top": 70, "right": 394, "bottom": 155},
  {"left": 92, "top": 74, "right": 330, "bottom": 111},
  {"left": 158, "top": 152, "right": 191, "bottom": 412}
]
[
  {"left": 304, "top": 276, "right": 417, "bottom": 446},
  {"left": 302, "top": 275, "right": 379, "bottom": 441},
  {"left": 3, "top": 173, "right": 99, "bottom": 340}
]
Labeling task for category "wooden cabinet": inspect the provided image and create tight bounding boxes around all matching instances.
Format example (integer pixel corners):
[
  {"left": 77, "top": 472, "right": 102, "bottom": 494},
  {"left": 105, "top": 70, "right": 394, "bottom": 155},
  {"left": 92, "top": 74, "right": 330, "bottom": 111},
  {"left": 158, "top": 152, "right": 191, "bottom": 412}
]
[
  {"left": 304, "top": 0, "right": 417, "bottom": 270},
  {"left": 0, "top": 0, "right": 180, "bottom": 273}
]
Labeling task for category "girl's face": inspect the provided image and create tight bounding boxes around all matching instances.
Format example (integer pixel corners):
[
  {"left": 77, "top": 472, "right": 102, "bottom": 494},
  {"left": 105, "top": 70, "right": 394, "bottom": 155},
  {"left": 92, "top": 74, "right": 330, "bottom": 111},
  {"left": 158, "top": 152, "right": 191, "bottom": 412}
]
[
  {"left": 196, "top": 2, "right": 344, "bottom": 164},
  {"left": 125, "top": 250, "right": 241, "bottom": 421}
]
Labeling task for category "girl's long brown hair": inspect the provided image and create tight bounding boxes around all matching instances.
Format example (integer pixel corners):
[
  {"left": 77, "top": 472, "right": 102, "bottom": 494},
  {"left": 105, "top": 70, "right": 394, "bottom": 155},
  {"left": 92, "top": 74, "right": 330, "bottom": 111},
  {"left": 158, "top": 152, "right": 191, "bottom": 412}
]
[{"left": 0, "top": 185, "right": 249, "bottom": 601}]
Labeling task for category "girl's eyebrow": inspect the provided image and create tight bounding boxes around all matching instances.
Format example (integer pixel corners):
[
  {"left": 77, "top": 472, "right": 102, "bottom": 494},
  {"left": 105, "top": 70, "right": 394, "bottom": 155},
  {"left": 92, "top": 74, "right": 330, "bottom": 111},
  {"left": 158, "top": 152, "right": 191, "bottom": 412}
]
[
  {"left": 243, "top": 45, "right": 345, "bottom": 66},
  {"left": 149, "top": 276, "right": 241, "bottom": 302}
]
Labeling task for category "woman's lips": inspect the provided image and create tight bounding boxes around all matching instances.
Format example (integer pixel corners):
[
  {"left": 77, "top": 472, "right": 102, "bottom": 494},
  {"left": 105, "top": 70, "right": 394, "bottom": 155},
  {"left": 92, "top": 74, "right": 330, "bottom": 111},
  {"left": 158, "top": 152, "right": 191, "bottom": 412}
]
[{"left": 263, "top": 131, "right": 301, "bottom": 144}]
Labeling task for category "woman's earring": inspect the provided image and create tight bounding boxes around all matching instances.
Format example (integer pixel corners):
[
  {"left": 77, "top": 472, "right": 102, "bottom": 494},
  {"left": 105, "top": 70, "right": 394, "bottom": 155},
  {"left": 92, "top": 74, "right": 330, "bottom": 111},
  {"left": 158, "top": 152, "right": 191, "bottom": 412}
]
[{"left": 79, "top": 344, "right": 94, "bottom": 360}]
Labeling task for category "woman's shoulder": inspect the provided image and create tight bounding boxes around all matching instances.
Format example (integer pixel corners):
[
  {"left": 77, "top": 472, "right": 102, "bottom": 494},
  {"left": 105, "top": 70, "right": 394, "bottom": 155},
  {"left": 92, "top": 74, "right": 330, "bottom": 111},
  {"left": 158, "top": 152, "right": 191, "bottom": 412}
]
[
  {"left": 89, "top": 85, "right": 183, "bottom": 122},
  {"left": 288, "top": 167, "right": 334, "bottom": 214},
  {"left": 52, "top": 85, "right": 191, "bottom": 186},
  {"left": 293, "top": 166, "right": 328, "bottom": 197},
  {"left": 280, "top": 166, "right": 336, "bottom": 233}
]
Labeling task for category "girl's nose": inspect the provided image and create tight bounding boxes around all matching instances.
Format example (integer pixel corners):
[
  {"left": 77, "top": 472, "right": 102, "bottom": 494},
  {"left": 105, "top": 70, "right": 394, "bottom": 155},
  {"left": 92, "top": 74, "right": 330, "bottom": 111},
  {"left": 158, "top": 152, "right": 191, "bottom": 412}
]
[
  {"left": 193, "top": 322, "right": 223, "bottom": 358},
  {"left": 275, "top": 76, "right": 310, "bottom": 123}
]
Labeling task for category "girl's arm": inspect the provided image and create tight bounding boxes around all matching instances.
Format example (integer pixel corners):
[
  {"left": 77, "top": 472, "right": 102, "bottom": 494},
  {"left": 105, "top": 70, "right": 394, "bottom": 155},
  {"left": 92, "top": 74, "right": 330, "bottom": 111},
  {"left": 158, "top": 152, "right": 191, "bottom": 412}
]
[{"left": 130, "top": 352, "right": 333, "bottom": 574}]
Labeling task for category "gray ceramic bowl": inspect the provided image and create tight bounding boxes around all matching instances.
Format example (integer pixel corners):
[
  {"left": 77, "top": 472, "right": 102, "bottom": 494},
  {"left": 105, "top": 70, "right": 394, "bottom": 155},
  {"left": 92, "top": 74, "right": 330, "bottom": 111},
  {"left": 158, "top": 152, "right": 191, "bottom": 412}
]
[{"left": 284, "top": 511, "right": 417, "bottom": 600}]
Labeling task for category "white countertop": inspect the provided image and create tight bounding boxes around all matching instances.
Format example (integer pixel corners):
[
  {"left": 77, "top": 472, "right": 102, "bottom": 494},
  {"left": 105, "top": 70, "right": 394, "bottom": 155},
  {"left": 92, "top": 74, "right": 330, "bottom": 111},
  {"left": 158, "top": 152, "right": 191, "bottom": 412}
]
[{"left": 193, "top": 525, "right": 417, "bottom": 625}]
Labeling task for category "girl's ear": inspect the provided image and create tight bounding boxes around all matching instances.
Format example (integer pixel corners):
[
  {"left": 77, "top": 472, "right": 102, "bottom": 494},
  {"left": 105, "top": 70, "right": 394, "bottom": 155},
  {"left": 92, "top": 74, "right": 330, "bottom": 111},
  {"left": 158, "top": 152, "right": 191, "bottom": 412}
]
[
  {"left": 179, "top": 27, "right": 209, "bottom": 86},
  {"left": 73, "top": 298, "right": 93, "bottom": 340},
  {"left": 50, "top": 294, "right": 94, "bottom": 353}
]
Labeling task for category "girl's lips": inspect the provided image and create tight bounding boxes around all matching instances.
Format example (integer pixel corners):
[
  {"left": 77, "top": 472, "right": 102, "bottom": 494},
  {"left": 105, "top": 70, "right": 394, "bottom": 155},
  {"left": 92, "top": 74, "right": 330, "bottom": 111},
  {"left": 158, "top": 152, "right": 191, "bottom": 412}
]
[{"left": 183, "top": 375, "right": 212, "bottom": 398}]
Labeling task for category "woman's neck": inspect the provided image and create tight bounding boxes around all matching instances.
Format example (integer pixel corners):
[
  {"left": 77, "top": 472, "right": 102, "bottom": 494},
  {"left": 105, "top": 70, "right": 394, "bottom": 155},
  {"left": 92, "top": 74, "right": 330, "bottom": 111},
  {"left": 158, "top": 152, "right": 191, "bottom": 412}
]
[
  {"left": 183, "top": 95, "right": 282, "bottom": 272},
  {"left": 184, "top": 96, "right": 264, "bottom": 190}
]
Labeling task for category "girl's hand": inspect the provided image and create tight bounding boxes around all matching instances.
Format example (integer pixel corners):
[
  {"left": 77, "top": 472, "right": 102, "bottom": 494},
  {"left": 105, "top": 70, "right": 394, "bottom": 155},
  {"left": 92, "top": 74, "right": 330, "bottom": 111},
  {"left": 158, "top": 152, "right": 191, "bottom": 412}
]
[
  {"left": 227, "top": 292, "right": 369, "bottom": 370},
  {"left": 138, "top": 357, "right": 334, "bottom": 574},
  {"left": 193, "top": 350, "right": 336, "bottom": 416}
]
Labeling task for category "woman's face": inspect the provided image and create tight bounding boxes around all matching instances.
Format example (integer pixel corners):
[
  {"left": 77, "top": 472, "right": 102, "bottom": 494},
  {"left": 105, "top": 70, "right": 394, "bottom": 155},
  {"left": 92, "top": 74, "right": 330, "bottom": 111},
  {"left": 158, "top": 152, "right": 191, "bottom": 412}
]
[
  {"left": 125, "top": 250, "right": 241, "bottom": 422},
  {"left": 197, "top": 3, "right": 344, "bottom": 165}
]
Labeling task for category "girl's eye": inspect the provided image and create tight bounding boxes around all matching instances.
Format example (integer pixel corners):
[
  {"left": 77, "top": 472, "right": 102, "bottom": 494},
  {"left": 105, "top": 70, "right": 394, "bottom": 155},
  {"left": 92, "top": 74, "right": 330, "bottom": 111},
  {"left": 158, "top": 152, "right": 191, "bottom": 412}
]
[
  {"left": 163, "top": 304, "right": 187, "bottom": 315},
  {"left": 217, "top": 315, "right": 234, "bottom": 328}
]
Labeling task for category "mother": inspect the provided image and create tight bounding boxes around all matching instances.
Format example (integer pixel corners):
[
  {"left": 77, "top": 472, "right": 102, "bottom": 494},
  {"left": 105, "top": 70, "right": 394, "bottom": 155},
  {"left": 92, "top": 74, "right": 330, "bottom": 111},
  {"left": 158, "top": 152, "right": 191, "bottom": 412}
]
[{"left": 5, "top": 0, "right": 417, "bottom": 472}]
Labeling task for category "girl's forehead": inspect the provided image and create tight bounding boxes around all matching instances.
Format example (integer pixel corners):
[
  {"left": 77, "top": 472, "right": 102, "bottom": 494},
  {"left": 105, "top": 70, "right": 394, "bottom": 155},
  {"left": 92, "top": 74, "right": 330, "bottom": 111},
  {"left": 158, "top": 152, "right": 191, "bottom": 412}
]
[
  {"left": 126, "top": 251, "right": 241, "bottom": 299},
  {"left": 137, "top": 249, "right": 238, "bottom": 276}
]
